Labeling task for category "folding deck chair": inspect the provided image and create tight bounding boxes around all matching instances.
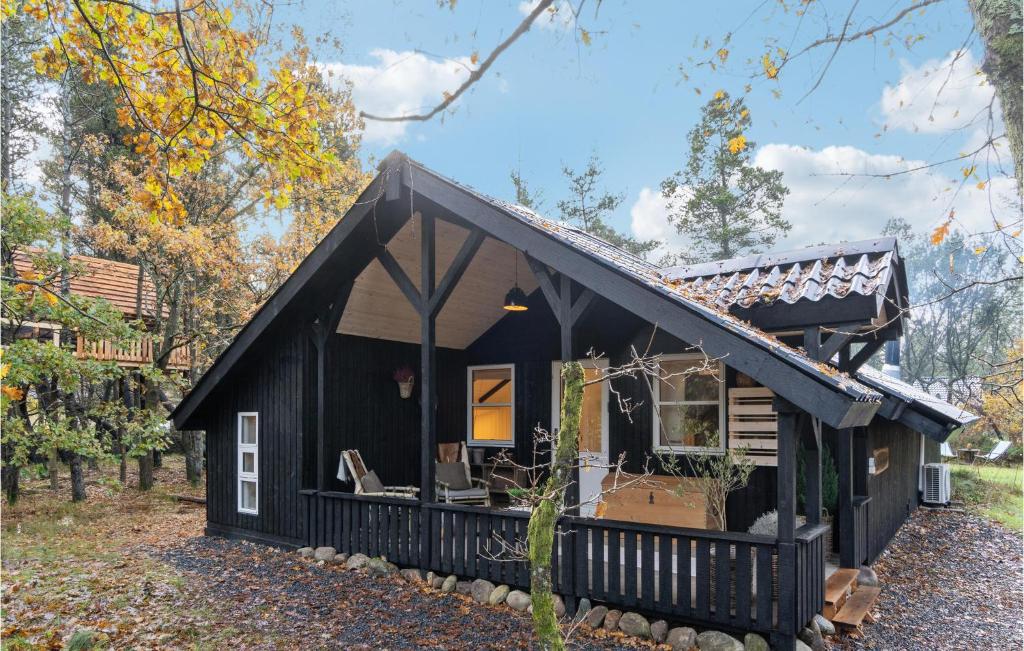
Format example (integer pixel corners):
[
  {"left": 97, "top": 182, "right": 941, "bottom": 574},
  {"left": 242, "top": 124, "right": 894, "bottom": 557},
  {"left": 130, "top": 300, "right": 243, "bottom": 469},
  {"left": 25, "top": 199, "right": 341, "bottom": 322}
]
[{"left": 341, "top": 449, "right": 419, "bottom": 498}]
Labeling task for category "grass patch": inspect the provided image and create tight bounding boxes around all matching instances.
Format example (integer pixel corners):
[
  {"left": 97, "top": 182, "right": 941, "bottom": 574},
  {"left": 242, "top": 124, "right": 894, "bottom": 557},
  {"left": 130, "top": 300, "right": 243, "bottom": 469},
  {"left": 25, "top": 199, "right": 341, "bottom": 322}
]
[{"left": 951, "top": 462, "right": 1023, "bottom": 531}]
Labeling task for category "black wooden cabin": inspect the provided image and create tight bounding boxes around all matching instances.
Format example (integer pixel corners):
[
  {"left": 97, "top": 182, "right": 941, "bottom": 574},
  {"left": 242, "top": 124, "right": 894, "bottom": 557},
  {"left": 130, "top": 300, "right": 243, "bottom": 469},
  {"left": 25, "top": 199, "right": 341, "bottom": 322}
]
[{"left": 171, "top": 152, "right": 977, "bottom": 649}]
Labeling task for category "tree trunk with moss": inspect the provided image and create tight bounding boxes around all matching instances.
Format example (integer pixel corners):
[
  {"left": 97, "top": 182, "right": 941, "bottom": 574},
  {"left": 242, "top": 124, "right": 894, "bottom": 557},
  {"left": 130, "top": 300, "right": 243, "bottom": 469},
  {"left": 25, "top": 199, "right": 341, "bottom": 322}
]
[
  {"left": 968, "top": 0, "right": 1023, "bottom": 193},
  {"left": 527, "top": 362, "right": 584, "bottom": 651}
]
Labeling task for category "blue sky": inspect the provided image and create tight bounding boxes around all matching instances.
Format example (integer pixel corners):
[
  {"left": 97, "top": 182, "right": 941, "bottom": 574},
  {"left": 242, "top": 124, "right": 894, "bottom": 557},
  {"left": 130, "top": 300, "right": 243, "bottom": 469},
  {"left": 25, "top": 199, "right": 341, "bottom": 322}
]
[{"left": 269, "top": 0, "right": 1008, "bottom": 255}]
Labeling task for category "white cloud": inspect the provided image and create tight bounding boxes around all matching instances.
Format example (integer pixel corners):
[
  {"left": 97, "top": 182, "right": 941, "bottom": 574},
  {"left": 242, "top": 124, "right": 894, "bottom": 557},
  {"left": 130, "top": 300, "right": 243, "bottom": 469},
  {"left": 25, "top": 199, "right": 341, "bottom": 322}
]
[
  {"left": 518, "top": 0, "right": 575, "bottom": 31},
  {"left": 320, "top": 50, "right": 474, "bottom": 145},
  {"left": 629, "top": 186, "right": 689, "bottom": 261},
  {"left": 880, "top": 49, "right": 998, "bottom": 135},
  {"left": 629, "top": 143, "right": 1015, "bottom": 258},
  {"left": 754, "top": 143, "right": 1013, "bottom": 244}
]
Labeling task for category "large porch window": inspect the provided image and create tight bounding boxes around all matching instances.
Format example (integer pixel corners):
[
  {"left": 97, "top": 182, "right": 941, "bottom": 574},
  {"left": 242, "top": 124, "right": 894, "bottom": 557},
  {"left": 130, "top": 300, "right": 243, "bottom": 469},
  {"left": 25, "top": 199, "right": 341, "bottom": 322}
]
[
  {"left": 467, "top": 364, "right": 515, "bottom": 447},
  {"left": 653, "top": 355, "right": 726, "bottom": 453},
  {"left": 237, "top": 412, "right": 258, "bottom": 514}
]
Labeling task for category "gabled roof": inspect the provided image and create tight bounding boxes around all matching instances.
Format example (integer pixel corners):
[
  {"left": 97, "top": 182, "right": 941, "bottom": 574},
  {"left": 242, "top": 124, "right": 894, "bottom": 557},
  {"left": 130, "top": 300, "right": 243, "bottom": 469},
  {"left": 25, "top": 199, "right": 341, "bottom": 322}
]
[
  {"left": 857, "top": 365, "right": 980, "bottom": 442},
  {"left": 662, "top": 239, "right": 907, "bottom": 331},
  {"left": 172, "top": 152, "right": 883, "bottom": 430}
]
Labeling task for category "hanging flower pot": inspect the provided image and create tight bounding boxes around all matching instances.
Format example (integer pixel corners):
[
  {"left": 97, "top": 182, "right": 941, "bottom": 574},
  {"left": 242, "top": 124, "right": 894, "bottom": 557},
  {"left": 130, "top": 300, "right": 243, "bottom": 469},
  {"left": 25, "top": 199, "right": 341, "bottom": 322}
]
[{"left": 394, "top": 366, "right": 415, "bottom": 399}]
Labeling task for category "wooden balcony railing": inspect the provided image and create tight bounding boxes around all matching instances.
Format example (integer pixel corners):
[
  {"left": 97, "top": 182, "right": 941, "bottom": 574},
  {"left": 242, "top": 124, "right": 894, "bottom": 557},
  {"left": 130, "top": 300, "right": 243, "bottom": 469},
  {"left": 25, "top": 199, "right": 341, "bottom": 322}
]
[{"left": 75, "top": 335, "right": 190, "bottom": 370}]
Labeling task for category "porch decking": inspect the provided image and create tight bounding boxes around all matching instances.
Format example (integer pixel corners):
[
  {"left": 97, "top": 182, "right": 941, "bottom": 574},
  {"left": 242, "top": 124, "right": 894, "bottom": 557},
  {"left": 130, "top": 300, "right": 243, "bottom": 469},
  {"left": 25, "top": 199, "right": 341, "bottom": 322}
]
[{"left": 301, "top": 490, "right": 827, "bottom": 646}]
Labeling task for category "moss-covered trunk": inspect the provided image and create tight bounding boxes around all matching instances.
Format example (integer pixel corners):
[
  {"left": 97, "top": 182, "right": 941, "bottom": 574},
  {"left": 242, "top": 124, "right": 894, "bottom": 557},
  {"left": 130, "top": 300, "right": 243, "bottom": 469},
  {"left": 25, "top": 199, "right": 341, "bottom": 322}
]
[
  {"left": 528, "top": 362, "right": 584, "bottom": 651},
  {"left": 968, "top": 0, "right": 1023, "bottom": 193}
]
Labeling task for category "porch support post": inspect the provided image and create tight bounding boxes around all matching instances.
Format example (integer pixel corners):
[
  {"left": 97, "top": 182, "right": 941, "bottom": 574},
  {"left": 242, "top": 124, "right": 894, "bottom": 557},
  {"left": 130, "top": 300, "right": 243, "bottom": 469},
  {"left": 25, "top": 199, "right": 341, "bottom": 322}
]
[
  {"left": 837, "top": 426, "right": 856, "bottom": 568},
  {"left": 803, "top": 416, "right": 822, "bottom": 526},
  {"left": 420, "top": 213, "right": 437, "bottom": 503},
  {"left": 774, "top": 397, "right": 799, "bottom": 651},
  {"left": 310, "top": 282, "right": 353, "bottom": 492},
  {"left": 525, "top": 255, "right": 595, "bottom": 517}
]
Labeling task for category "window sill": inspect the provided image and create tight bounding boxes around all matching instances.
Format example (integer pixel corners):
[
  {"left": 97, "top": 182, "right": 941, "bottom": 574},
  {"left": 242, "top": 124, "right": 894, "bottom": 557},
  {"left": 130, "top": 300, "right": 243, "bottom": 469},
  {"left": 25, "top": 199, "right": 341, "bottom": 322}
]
[
  {"left": 654, "top": 446, "right": 726, "bottom": 455},
  {"left": 467, "top": 440, "right": 515, "bottom": 448}
]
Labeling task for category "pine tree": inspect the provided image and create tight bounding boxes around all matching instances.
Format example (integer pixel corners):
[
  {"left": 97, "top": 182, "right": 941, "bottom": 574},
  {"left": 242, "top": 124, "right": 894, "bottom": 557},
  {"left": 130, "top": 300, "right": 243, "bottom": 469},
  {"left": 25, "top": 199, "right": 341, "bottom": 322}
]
[
  {"left": 661, "top": 92, "right": 790, "bottom": 262},
  {"left": 557, "top": 155, "right": 659, "bottom": 260}
]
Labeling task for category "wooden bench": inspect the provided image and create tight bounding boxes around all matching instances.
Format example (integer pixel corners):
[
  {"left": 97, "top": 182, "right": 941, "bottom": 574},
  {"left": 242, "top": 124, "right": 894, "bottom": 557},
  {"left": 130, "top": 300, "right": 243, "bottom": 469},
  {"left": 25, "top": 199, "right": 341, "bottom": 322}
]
[
  {"left": 823, "top": 569, "right": 859, "bottom": 619},
  {"left": 832, "top": 586, "right": 881, "bottom": 630}
]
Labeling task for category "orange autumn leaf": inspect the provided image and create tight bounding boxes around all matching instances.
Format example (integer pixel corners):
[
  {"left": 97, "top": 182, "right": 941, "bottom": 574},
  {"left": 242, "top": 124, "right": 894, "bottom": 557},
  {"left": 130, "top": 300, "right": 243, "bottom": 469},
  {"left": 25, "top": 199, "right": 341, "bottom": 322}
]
[
  {"left": 1, "top": 385, "right": 24, "bottom": 401},
  {"left": 930, "top": 218, "right": 952, "bottom": 245}
]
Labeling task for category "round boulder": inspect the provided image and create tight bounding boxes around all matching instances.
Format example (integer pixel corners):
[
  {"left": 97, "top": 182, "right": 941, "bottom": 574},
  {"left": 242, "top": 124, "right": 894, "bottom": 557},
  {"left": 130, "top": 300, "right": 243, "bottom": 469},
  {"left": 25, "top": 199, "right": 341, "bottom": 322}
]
[
  {"left": 743, "top": 632, "right": 769, "bottom": 651},
  {"left": 584, "top": 605, "right": 608, "bottom": 629},
  {"left": 455, "top": 580, "right": 473, "bottom": 596},
  {"left": 813, "top": 613, "right": 836, "bottom": 637},
  {"left": 441, "top": 575, "right": 458, "bottom": 593},
  {"left": 297, "top": 547, "right": 315, "bottom": 559},
  {"left": 696, "top": 630, "right": 743, "bottom": 651},
  {"left": 488, "top": 584, "right": 511, "bottom": 606},
  {"left": 651, "top": 620, "right": 668, "bottom": 644},
  {"left": 470, "top": 579, "right": 496, "bottom": 604},
  {"left": 365, "top": 558, "right": 399, "bottom": 576},
  {"left": 618, "top": 612, "right": 651, "bottom": 639},
  {"left": 552, "top": 594, "right": 565, "bottom": 618},
  {"left": 345, "top": 553, "right": 370, "bottom": 570},
  {"left": 313, "top": 546, "right": 337, "bottom": 562},
  {"left": 858, "top": 565, "right": 879, "bottom": 587},
  {"left": 506, "top": 590, "right": 531, "bottom": 612},
  {"left": 602, "top": 609, "right": 623, "bottom": 632},
  {"left": 333, "top": 553, "right": 349, "bottom": 564},
  {"left": 400, "top": 568, "right": 424, "bottom": 583},
  {"left": 666, "top": 627, "right": 697, "bottom": 651}
]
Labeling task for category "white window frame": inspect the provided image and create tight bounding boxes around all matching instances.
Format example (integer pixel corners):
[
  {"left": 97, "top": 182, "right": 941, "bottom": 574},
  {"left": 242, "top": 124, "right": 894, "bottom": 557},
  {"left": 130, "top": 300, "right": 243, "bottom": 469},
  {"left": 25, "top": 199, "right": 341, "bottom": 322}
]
[
  {"left": 652, "top": 354, "right": 727, "bottom": 454},
  {"left": 237, "top": 412, "right": 259, "bottom": 515},
  {"left": 466, "top": 363, "right": 516, "bottom": 448}
]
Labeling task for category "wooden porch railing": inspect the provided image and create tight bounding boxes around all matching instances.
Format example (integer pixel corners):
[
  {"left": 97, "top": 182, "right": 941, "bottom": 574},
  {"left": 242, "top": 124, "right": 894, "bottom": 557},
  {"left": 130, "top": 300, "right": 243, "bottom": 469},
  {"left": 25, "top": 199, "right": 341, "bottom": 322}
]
[
  {"left": 852, "top": 496, "right": 871, "bottom": 566},
  {"left": 75, "top": 335, "right": 190, "bottom": 370},
  {"left": 300, "top": 491, "right": 827, "bottom": 644}
]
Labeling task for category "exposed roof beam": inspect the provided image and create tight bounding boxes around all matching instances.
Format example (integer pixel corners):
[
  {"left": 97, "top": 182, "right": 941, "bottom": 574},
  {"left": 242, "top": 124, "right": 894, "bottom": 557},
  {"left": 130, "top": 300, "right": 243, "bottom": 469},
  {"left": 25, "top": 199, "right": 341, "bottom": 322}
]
[
  {"left": 819, "top": 325, "right": 859, "bottom": 361},
  {"left": 378, "top": 248, "right": 422, "bottom": 309},
  {"left": 429, "top": 229, "right": 484, "bottom": 317}
]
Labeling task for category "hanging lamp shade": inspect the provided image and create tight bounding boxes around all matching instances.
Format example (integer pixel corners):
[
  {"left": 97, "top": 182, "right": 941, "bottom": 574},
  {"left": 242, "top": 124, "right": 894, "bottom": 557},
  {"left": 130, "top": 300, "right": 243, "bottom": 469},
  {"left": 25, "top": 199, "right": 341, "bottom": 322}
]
[
  {"left": 503, "top": 285, "right": 529, "bottom": 311},
  {"left": 503, "top": 249, "right": 529, "bottom": 311}
]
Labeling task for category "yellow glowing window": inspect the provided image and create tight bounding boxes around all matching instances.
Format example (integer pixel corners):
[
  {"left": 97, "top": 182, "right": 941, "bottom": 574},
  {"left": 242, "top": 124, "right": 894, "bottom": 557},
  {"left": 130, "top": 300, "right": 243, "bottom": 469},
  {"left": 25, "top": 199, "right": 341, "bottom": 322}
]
[{"left": 468, "top": 365, "right": 514, "bottom": 446}]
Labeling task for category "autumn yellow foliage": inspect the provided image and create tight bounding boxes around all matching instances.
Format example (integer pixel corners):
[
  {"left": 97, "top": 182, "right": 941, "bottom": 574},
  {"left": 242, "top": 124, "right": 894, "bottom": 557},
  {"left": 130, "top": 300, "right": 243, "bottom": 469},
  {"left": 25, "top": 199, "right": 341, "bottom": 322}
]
[{"left": 23, "top": 0, "right": 345, "bottom": 224}]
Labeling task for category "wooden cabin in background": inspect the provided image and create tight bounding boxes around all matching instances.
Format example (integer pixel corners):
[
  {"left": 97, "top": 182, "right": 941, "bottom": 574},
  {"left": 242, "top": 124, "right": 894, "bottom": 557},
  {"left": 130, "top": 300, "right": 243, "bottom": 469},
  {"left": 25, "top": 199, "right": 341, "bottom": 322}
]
[{"left": 9, "top": 251, "right": 189, "bottom": 371}]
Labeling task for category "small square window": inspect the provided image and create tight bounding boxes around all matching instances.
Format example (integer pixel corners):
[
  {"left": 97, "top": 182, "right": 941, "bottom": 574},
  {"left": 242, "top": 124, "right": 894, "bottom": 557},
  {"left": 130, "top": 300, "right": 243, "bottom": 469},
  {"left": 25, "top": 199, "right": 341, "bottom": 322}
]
[
  {"left": 240, "top": 414, "right": 258, "bottom": 445},
  {"left": 240, "top": 480, "right": 257, "bottom": 511},
  {"left": 653, "top": 356, "right": 725, "bottom": 454},
  {"left": 467, "top": 365, "right": 514, "bottom": 447},
  {"left": 242, "top": 451, "right": 256, "bottom": 474}
]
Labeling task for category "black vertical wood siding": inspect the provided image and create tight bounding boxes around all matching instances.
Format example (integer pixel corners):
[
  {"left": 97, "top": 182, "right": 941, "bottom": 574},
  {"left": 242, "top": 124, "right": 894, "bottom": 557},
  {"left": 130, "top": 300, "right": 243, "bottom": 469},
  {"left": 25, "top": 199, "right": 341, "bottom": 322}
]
[
  {"left": 865, "top": 421, "right": 922, "bottom": 562},
  {"left": 321, "top": 333, "right": 467, "bottom": 491},
  {"left": 204, "top": 328, "right": 306, "bottom": 545}
]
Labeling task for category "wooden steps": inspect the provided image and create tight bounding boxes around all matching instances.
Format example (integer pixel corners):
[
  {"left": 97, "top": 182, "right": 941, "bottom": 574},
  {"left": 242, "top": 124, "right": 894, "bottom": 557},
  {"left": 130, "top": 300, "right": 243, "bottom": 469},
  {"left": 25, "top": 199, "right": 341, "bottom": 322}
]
[
  {"left": 832, "top": 586, "right": 881, "bottom": 629},
  {"left": 823, "top": 569, "right": 858, "bottom": 619}
]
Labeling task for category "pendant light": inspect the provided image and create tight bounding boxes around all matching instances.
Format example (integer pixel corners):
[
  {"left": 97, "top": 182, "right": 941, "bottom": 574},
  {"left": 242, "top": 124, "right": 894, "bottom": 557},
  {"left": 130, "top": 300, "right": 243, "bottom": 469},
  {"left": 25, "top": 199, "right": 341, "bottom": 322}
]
[{"left": 503, "top": 250, "right": 529, "bottom": 311}]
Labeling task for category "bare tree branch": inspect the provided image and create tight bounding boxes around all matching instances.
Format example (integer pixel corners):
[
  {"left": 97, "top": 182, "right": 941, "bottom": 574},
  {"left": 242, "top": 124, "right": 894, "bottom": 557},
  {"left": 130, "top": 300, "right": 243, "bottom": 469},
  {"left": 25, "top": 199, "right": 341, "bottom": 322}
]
[{"left": 360, "top": 0, "right": 555, "bottom": 123}]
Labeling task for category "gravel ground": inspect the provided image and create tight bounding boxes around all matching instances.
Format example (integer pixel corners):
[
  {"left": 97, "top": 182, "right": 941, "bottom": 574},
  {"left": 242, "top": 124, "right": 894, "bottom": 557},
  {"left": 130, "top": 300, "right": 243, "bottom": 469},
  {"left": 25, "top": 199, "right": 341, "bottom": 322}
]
[
  {"left": 843, "top": 508, "right": 1022, "bottom": 651},
  {"left": 158, "top": 537, "right": 651, "bottom": 650}
]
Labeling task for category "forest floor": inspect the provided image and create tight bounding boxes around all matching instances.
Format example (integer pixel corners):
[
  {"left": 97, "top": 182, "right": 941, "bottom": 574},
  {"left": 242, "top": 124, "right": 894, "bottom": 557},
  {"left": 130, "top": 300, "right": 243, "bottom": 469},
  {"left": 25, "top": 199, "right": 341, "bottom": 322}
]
[{"left": 1, "top": 456, "right": 647, "bottom": 650}]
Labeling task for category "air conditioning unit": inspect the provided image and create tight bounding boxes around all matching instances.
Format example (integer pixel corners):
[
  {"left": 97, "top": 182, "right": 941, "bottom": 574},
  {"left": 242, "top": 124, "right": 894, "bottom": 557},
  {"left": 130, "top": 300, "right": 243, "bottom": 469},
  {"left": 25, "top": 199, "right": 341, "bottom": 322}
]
[{"left": 923, "top": 463, "right": 951, "bottom": 505}]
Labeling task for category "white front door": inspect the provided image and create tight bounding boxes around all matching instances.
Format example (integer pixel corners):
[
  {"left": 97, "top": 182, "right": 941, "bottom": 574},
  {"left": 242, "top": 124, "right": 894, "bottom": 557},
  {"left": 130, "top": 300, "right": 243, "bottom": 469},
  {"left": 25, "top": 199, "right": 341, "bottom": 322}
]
[{"left": 551, "top": 360, "right": 609, "bottom": 518}]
